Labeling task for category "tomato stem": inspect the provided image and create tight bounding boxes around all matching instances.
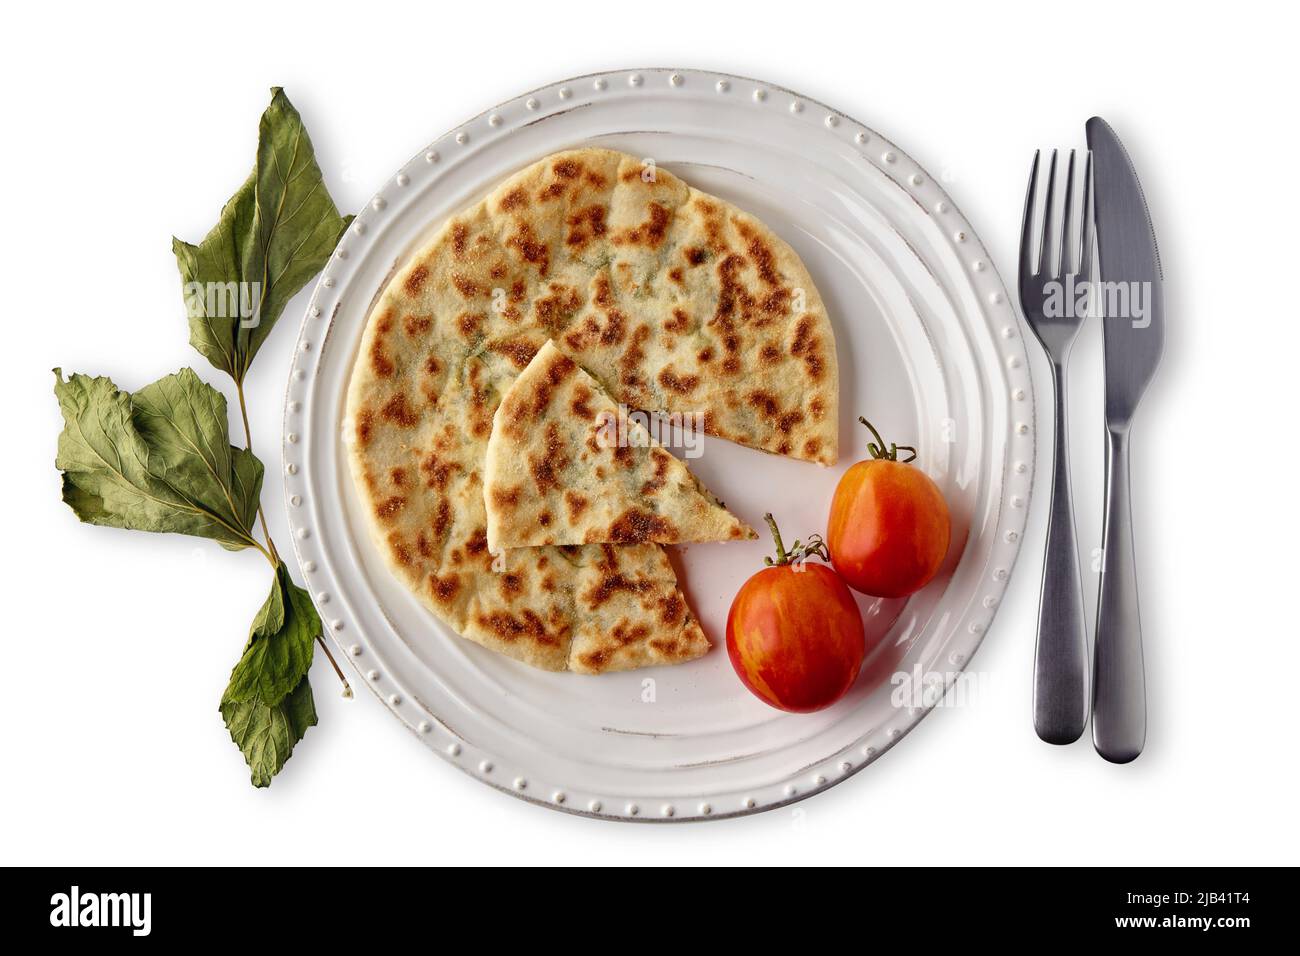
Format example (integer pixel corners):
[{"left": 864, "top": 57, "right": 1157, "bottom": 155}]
[
  {"left": 762, "top": 513, "right": 830, "bottom": 567},
  {"left": 858, "top": 416, "right": 917, "bottom": 463}
]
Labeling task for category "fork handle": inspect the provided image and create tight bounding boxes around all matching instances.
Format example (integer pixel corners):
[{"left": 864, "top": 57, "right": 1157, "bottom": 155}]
[
  {"left": 1092, "top": 426, "right": 1146, "bottom": 763},
  {"left": 1032, "top": 361, "right": 1089, "bottom": 744}
]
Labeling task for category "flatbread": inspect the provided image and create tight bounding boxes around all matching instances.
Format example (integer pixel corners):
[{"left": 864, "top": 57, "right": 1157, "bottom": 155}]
[
  {"left": 345, "top": 148, "right": 837, "bottom": 673},
  {"left": 484, "top": 340, "right": 756, "bottom": 551}
]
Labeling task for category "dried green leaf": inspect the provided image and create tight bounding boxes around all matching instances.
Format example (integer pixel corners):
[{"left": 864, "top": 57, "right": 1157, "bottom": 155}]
[
  {"left": 54, "top": 368, "right": 263, "bottom": 549},
  {"left": 174, "top": 88, "right": 351, "bottom": 381},
  {"left": 220, "top": 674, "right": 317, "bottom": 788},
  {"left": 225, "top": 562, "right": 319, "bottom": 707}
]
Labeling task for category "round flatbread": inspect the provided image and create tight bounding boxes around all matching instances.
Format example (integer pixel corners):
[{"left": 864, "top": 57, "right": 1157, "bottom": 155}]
[{"left": 345, "top": 148, "right": 837, "bottom": 672}]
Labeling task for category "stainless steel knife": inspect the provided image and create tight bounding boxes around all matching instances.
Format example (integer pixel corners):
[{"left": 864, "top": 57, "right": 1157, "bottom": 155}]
[{"left": 1086, "top": 117, "right": 1164, "bottom": 763}]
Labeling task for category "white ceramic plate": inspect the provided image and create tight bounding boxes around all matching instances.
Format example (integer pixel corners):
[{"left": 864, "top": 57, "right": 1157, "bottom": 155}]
[{"left": 284, "top": 69, "right": 1035, "bottom": 822}]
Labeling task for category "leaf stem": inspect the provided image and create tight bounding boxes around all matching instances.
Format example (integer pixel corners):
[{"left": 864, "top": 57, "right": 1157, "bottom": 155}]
[
  {"left": 248, "top": 538, "right": 277, "bottom": 565},
  {"left": 316, "top": 636, "right": 352, "bottom": 698},
  {"left": 234, "top": 378, "right": 349, "bottom": 698},
  {"left": 235, "top": 379, "right": 280, "bottom": 566}
]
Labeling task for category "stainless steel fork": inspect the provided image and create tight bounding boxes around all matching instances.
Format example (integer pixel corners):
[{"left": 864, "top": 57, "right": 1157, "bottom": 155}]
[{"left": 1018, "top": 149, "right": 1092, "bottom": 744}]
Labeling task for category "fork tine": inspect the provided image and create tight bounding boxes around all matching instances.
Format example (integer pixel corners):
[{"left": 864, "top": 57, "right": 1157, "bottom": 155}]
[
  {"left": 1058, "top": 150, "right": 1076, "bottom": 276},
  {"left": 1037, "top": 149, "right": 1058, "bottom": 277},
  {"left": 1019, "top": 150, "right": 1040, "bottom": 282},
  {"left": 1079, "top": 149, "right": 1094, "bottom": 281}
]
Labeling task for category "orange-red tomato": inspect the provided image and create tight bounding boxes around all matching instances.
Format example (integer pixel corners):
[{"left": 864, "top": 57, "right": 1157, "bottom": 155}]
[
  {"left": 827, "top": 457, "right": 950, "bottom": 599},
  {"left": 727, "top": 561, "right": 865, "bottom": 713}
]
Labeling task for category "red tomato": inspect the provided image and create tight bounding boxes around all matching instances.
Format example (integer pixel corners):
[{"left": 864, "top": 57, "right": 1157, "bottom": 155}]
[
  {"left": 726, "top": 516, "right": 865, "bottom": 713},
  {"left": 827, "top": 418, "right": 951, "bottom": 599}
]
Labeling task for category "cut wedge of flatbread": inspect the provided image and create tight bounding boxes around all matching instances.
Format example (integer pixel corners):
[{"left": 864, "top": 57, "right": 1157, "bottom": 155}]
[
  {"left": 345, "top": 148, "right": 837, "bottom": 673},
  {"left": 484, "top": 341, "right": 756, "bottom": 551}
]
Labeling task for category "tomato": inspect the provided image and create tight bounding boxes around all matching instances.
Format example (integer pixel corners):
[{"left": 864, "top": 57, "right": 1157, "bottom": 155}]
[
  {"left": 726, "top": 515, "right": 865, "bottom": 713},
  {"left": 827, "top": 417, "right": 950, "bottom": 599}
]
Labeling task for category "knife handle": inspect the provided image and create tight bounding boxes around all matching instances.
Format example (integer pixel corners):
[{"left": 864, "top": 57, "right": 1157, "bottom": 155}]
[
  {"left": 1033, "top": 361, "right": 1089, "bottom": 744},
  {"left": 1092, "top": 426, "right": 1146, "bottom": 762}
]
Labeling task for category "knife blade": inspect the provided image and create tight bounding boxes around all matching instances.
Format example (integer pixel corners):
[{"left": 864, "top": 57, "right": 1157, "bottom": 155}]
[
  {"left": 1089, "top": 117, "right": 1164, "bottom": 425},
  {"left": 1086, "top": 116, "right": 1163, "bottom": 763}
]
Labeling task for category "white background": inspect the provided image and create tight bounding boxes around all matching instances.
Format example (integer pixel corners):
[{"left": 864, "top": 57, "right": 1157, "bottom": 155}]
[{"left": 3, "top": 0, "right": 1296, "bottom": 865}]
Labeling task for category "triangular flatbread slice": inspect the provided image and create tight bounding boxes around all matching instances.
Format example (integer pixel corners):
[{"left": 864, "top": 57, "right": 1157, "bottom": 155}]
[{"left": 485, "top": 341, "right": 756, "bottom": 551}]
